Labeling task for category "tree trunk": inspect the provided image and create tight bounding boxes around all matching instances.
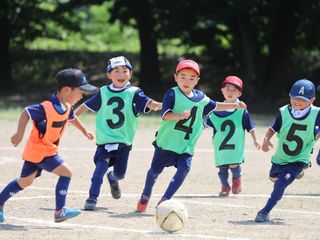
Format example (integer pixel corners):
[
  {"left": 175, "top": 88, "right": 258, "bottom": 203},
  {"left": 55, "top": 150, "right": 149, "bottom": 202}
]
[
  {"left": 230, "top": 14, "right": 263, "bottom": 101},
  {"left": 264, "top": 0, "right": 300, "bottom": 99},
  {"left": 0, "top": 0, "right": 12, "bottom": 91},
  {"left": 136, "top": 16, "right": 163, "bottom": 100}
]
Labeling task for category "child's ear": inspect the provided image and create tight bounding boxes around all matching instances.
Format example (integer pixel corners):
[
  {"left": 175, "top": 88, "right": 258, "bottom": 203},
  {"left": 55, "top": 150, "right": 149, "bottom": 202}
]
[{"left": 310, "top": 97, "right": 316, "bottom": 104}]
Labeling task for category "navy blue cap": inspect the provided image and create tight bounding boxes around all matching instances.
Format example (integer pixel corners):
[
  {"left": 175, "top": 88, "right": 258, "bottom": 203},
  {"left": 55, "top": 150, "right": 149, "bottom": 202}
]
[
  {"left": 56, "top": 68, "right": 97, "bottom": 93},
  {"left": 106, "top": 56, "right": 132, "bottom": 72},
  {"left": 289, "top": 79, "right": 315, "bottom": 102}
]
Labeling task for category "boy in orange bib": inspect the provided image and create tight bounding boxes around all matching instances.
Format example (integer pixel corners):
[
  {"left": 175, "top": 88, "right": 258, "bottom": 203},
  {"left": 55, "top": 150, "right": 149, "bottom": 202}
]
[{"left": 0, "top": 68, "right": 97, "bottom": 223}]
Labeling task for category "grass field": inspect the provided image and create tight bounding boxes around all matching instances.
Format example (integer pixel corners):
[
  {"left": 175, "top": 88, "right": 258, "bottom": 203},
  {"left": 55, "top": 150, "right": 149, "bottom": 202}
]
[{"left": 0, "top": 112, "right": 320, "bottom": 240}]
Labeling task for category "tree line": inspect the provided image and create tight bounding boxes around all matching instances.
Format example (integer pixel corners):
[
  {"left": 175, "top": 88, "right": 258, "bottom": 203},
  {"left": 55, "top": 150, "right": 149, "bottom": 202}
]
[{"left": 1, "top": 0, "right": 320, "bottom": 102}]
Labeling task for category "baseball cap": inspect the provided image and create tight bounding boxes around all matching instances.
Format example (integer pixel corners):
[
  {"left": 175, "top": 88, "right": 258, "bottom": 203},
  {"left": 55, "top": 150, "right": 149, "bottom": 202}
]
[
  {"left": 289, "top": 79, "right": 315, "bottom": 102},
  {"left": 106, "top": 56, "right": 132, "bottom": 72},
  {"left": 175, "top": 59, "right": 200, "bottom": 76},
  {"left": 56, "top": 68, "right": 97, "bottom": 93},
  {"left": 222, "top": 76, "right": 243, "bottom": 91}
]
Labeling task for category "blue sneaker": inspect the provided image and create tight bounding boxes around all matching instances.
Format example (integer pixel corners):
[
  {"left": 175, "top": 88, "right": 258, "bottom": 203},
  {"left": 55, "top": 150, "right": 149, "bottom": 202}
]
[
  {"left": 255, "top": 210, "right": 270, "bottom": 222},
  {"left": 54, "top": 208, "right": 81, "bottom": 223},
  {"left": 0, "top": 206, "right": 5, "bottom": 222}
]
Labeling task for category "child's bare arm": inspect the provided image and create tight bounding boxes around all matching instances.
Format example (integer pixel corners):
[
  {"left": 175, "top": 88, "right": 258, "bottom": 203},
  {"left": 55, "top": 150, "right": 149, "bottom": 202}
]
[
  {"left": 250, "top": 130, "right": 261, "bottom": 150},
  {"left": 74, "top": 104, "right": 89, "bottom": 116},
  {"left": 69, "top": 116, "right": 94, "bottom": 140},
  {"left": 163, "top": 110, "right": 191, "bottom": 121},
  {"left": 147, "top": 100, "right": 162, "bottom": 111},
  {"left": 11, "top": 109, "right": 30, "bottom": 147},
  {"left": 215, "top": 101, "right": 247, "bottom": 111},
  {"left": 262, "top": 128, "right": 275, "bottom": 152}
]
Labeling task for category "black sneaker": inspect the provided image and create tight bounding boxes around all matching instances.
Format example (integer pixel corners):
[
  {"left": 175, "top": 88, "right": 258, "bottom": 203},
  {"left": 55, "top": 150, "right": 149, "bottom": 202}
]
[
  {"left": 255, "top": 210, "right": 270, "bottom": 222},
  {"left": 107, "top": 172, "right": 121, "bottom": 199},
  {"left": 84, "top": 198, "right": 97, "bottom": 211}
]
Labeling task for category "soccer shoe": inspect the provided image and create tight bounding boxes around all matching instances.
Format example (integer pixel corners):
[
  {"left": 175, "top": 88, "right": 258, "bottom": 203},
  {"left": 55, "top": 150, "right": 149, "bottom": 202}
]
[
  {"left": 232, "top": 178, "right": 242, "bottom": 194},
  {"left": 54, "top": 208, "right": 81, "bottom": 223},
  {"left": 255, "top": 210, "right": 270, "bottom": 222},
  {"left": 219, "top": 185, "right": 231, "bottom": 197},
  {"left": 84, "top": 198, "right": 97, "bottom": 211},
  {"left": 296, "top": 170, "right": 304, "bottom": 180},
  {"left": 107, "top": 172, "right": 121, "bottom": 199},
  {"left": 0, "top": 206, "right": 5, "bottom": 222},
  {"left": 137, "top": 195, "right": 150, "bottom": 212}
]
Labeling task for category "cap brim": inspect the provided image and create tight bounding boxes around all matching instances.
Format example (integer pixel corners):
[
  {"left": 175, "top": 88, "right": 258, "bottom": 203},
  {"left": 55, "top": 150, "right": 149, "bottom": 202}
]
[
  {"left": 79, "top": 84, "right": 98, "bottom": 93},
  {"left": 289, "top": 94, "right": 311, "bottom": 102}
]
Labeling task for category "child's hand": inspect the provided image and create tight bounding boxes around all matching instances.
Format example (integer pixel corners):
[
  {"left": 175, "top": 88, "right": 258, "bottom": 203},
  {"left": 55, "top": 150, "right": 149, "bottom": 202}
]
[
  {"left": 262, "top": 139, "right": 273, "bottom": 152},
  {"left": 254, "top": 141, "right": 261, "bottom": 150},
  {"left": 11, "top": 132, "right": 23, "bottom": 147},
  {"left": 179, "top": 110, "right": 191, "bottom": 119},
  {"left": 83, "top": 130, "right": 94, "bottom": 140},
  {"left": 237, "top": 101, "right": 247, "bottom": 109},
  {"left": 154, "top": 103, "right": 162, "bottom": 111}
]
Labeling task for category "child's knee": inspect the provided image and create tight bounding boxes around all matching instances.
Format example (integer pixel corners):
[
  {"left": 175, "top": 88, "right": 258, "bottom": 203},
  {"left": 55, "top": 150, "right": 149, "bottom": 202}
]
[
  {"left": 229, "top": 164, "right": 239, "bottom": 169},
  {"left": 269, "top": 176, "right": 278, "bottom": 182},
  {"left": 17, "top": 177, "right": 34, "bottom": 188}
]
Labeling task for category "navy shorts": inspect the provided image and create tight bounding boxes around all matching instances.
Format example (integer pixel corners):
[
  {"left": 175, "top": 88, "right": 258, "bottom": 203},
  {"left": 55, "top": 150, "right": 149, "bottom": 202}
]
[
  {"left": 269, "top": 162, "right": 308, "bottom": 179},
  {"left": 20, "top": 154, "right": 64, "bottom": 178},
  {"left": 93, "top": 144, "right": 132, "bottom": 178},
  {"left": 151, "top": 145, "right": 192, "bottom": 173}
]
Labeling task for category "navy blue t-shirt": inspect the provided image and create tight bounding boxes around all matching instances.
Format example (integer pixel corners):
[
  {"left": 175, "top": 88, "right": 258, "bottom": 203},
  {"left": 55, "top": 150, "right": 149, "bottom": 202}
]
[
  {"left": 25, "top": 94, "right": 75, "bottom": 135},
  {"left": 270, "top": 105, "right": 320, "bottom": 135},
  {"left": 83, "top": 84, "right": 152, "bottom": 115},
  {"left": 161, "top": 88, "right": 217, "bottom": 118},
  {"left": 205, "top": 110, "right": 255, "bottom": 134}
]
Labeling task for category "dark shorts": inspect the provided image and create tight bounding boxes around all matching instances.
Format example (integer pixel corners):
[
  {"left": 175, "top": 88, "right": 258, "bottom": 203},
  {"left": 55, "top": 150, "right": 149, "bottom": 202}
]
[
  {"left": 269, "top": 162, "right": 308, "bottom": 179},
  {"left": 20, "top": 154, "right": 64, "bottom": 178},
  {"left": 151, "top": 145, "right": 192, "bottom": 173},
  {"left": 93, "top": 144, "right": 132, "bottom": 178}
]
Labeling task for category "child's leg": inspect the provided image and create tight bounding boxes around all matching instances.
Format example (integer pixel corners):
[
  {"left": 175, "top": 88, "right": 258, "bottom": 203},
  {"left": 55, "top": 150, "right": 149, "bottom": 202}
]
[
  {"left": 230, "top": 164, "right": 242, "bottom": 194},
  {"left": 107, "top": 147, "right": 131, "bottom": 199},
  {"left": 51, "top": 163, "right": 72, "bottom": 211},
  {"left": 108, "top": 146, "right": 131, "bottom": 181},
  {"left": 230, "top": 164, "right": 241, "bottom": 179},
  {"left": 0, "top": 163, "right": 38, "bottom": 206},
  {"left": 218, "top": 166, "right": 230, "bottom": 196},
  {"left": 259, "top": 163, "right": 303, "bottom": 214},
  {"left": 161, "top": 155, "right": 192, "bottom": 202},
  {"left": 89, "top": 160, "right": 109, "bottom": 199},
  {"left": 0, "top": 171, "right": 37, "bottom": 222},
  {"left": 218, "top": 166, "right": 229, "bottom": 186}
]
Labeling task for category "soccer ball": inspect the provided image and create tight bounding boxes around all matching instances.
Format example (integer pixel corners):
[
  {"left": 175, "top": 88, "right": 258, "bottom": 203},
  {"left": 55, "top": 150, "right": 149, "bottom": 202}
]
[{"left": 156, "top": 199, "right": 188, "bottom": 233}]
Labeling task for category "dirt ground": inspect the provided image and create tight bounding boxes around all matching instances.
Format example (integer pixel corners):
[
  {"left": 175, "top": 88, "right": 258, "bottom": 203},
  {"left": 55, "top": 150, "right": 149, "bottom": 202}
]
[{"left": 0, "top": 117, "right": 320, "bottom": 240}]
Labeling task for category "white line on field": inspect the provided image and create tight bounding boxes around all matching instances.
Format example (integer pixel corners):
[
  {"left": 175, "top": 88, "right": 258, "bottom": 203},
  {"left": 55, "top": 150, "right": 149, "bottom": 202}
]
[
  {"left": 7, "top": 217, "right": 248, "bottom": 240},
  {"left": 6, "top": 193, "right": 320, "bottom": 216}
]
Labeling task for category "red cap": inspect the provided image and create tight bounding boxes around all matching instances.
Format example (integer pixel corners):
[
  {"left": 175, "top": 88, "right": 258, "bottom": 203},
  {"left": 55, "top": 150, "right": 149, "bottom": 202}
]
[
  {"left": 223, "top": 76, "right": 243, "bottom": 91},
  {"left": 175, "top": 59, "right": 200, "bottom": 76}
]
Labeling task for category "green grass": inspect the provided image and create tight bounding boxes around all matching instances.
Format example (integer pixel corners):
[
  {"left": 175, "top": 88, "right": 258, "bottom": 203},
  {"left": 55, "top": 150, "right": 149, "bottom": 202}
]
[{"left": 0, "top": 107, "right": 24, "bottom": 121}]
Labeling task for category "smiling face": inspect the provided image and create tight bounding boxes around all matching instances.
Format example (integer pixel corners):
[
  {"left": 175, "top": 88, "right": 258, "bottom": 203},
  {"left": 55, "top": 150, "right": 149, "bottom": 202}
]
[
  {"left": 174, "top": 68, "right": 200, "bottom": 95},
  {"left": 221, "top": 83, "right": 242, "bottom": 103},
  {"left": 290, "top": 97, "right": 315, "bottom": 110},
  {"left": 106, "top": 66, "right": 132, "bottom": 88}
]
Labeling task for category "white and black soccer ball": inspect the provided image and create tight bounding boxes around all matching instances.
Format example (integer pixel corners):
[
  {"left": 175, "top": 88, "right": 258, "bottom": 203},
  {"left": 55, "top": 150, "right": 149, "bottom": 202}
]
[{"left": 156, "top": 199, "right": 188, "bottom": 233}]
